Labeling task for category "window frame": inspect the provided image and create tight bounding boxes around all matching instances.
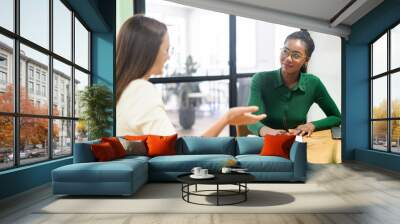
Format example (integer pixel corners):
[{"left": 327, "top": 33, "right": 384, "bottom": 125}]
[
  {"left": 143, "top": 1, "right": 255, "bottom": 135},
  {"left": 370, "top": 20, "right": 400, "bottom": 154},
  {"left": 0, "top": 0, "right": 92, "bottom": 171}
]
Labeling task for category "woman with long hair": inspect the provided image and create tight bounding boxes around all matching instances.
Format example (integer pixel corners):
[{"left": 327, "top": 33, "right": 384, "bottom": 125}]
[{"left": 116, "top": 15, "right": 266, "bottom": 137}]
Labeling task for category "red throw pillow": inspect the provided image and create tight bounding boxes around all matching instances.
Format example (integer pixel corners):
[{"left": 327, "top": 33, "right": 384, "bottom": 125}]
[
  {"left": 101, "top": 137, "right": 126, "bottom": 158},
  {"left": 91, "top": 142, "right": 117, "bottom": 161},
  {"left": 146, "top": 134, "right": 178, "bottom": 157},
  {"left": 260, "top": 134, "right": 296, "bottom": 159}
]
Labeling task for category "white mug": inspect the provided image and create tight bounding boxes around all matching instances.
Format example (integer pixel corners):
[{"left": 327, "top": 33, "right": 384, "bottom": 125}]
[
  {"left": 200, "top": 169, "right": 208, "bottom": 176},
  {"left": 221, "top": 167, "right": 232, "bottom": 174},
  {"left": 191, "top": 167, "right": 202, "bottom": 176}
]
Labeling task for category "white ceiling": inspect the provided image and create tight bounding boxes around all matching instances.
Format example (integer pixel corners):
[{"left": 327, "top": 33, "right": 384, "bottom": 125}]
[
  {"left": 225, "top": 0, "right": 353, "bottom": 23},
  {"left": 167, "top": 0, "right": 384, "bottom": 38}
]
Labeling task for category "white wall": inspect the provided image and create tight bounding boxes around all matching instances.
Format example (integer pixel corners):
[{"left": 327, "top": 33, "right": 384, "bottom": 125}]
[
  {"left": 116, "top": 0, "right": 133, "bottom": 33},
  {"left": 307, "top": 32, "right": 341, "bottom": 122}
]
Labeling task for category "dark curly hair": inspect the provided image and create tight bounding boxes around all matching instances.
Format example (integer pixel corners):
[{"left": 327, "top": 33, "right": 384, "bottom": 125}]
[{"left": 284, "top": 29, "right": 315, "bottom": 73}]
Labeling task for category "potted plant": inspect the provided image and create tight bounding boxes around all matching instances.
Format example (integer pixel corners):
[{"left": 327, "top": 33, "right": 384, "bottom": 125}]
[{"left": 79, "top": 84, "right": 113, "bottom": 140}]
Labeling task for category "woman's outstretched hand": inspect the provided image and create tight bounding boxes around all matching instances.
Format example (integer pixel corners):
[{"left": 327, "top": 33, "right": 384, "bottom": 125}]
[
  {"left": 259, "top": 126, "right": 287, "bottom": 136},
  {"left": 289, "top": 122, "right": 316, "bottom": 137},
  {"left": 224, "top": 106, "right": 267, "bottom": 125}
]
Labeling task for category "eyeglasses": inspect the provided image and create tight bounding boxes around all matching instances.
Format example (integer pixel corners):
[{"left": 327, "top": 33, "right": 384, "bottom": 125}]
[{"left": 280, "top": 47, "right": 306, "bottom": 60}]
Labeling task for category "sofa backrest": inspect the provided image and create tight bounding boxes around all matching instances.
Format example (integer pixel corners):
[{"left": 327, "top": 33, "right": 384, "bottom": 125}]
[
  {"left": 73, "top": 139, "right": 100, "bottom": 163},
  {"left": 73, "top": 136, "right": 241, "bottom": 163},
  {"left": 176, "top": 136, "right": 236, "bottom": 155},
  {"left": 235, "top": 137, "right": 263, "bottom": 155}
]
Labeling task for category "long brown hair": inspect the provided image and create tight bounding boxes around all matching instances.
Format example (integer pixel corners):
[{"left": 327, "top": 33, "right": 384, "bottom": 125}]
[{"left": 116, "top": 15, "right": 167, "bottom": 103}]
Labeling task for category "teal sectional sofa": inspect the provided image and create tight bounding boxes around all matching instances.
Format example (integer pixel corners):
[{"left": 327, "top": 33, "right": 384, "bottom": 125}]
[{"left": 52, "top": 136, "right": 307, "bottom": 196}]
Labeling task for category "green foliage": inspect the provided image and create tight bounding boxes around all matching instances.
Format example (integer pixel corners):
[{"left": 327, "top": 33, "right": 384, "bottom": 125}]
[
  {"left": 372, "top": 99, "right": 400, "bottom": 140},
  {"left": 79, "top": 84, "right": 113, "bottom": 140}
]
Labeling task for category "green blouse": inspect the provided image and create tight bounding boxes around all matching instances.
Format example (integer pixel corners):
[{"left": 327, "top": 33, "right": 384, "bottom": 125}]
[{"left": 247, "top": 69, "right": 341, "bottom": 135}]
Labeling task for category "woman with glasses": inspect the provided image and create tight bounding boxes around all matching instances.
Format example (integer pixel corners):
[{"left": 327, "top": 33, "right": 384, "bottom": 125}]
[{"left": 247, "top": 30, "right": 341, "bottom": 137}]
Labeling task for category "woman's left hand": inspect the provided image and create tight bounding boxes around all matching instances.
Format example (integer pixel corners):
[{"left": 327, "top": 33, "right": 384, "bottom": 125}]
[
  {"left": 289, "top": 123, "right": 316, "bottom": 136},
  {"left": 225, "top": 106, "right": 267, "bottom": 125}
]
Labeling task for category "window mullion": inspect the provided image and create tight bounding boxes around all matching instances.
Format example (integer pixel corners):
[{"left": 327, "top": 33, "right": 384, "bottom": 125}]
[
  {"left": 370, "top": 45, "right": 373, "bottom": 149},
  {"left": 13, "top": 0, "right": 20, "bottom": 167},
  {"left": 229, "top": 15, "right": 237, "bottom": 136},
  {"left": 388, "top": 30, "right": 391, "bottom": 152},
  {"left": 49, "top": 0, "right": 54, "bottom": 160},
  {"left": 71, "top": 10, "right": 76, "bottom": 155}
]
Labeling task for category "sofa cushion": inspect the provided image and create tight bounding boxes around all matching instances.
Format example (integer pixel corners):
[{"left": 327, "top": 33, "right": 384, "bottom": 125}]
[
  {"left": 91, "top": 142, "right": 118, "bottom": 161},
  {"left": 148, "top": 154, "right": 235, "bottom": 172},
  {"left": 124, "top": 135, "right": 148, "bottom": 141},
  {"left": 236, "top": 137, "right": 263, "bottom": 155},
  {"left": 118, "top": 138, "right": 148, "bottom": 156},
  {"left": 115, "top": 155, "right": 150, "bottom": 164},
  {"left": 177, "top": 136, "right": 236, "bottom": 155},
  {"left": 147, "top": 134, "right": 178, "bottom": 157},
  {"left": 260, "top": 134, "right": 296, "bottom": 159},
  {"left": 236, "top": 155, "right": 293, "bottom": 172},
  {"left": 101, "top": 137, "right": 127, "bottom": 158},
  {"left": 52, "top": 158, "right": 147, "bottom": 183}
]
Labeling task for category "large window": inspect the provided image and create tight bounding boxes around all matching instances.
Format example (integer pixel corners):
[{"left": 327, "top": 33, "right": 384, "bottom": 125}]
[
  {"left": 144, "top": 0, "right": 341, "bottom": 137},
  {"left": 371, "top": 23, "right": 400, "bottom": 153},
  {"left": 0, "top": 0, "right": 91, "bottom": 170}
]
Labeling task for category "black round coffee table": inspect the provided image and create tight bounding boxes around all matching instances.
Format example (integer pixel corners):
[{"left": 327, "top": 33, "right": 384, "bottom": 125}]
[{"left": 177, "top": 172, "right": 255, "bottom": 206}]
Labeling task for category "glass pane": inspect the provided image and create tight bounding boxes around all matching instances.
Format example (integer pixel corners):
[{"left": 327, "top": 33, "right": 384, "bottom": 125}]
[
  {"left": 53, "top": 119, "right": 72, "bottom": 158},
  {"left": 0, "top": 0, "right": 14, "bottom": 31},
  {"left": 20, "top": 44, "right": 49, "bottom": 115},
  {"left": 0, "top": 116, "right": 13, "bottom": 170},
  {"left": 20, "top": 0, "right": 49, "bottom": 49},
  {"left": 372, "top": 77, "right": 387, "bottom": 119},
  {"left": 146, "top": 0, "right": 229, "bottom": 77},
  {"left": 392, "top": 24, "right": 400, "bottom": 70},
  {"left": 53, "top": 59, "right": 72, "bottom": 117},
  {"left": 154, "top": 80, "right": 229, "bottom": 136},
  {"left": 372, "top": 121, "right": 388, "bottom": 151},
  {"left": 75, "top": 120, "right": 88, "bottom": 143},
  {"left": 74, "top": 18, "right": 89, "bottom": 70},
  {"left": 391, "top": 120, "right": 400, "bottom": 153},
  {"left": 74, "top": 69, "right": 89, "bottom": 118},
  {"left": 0, "top": 34, "right": 14, "bottom": 112},
  {"left": 53, "top": 0, "right": 72, "bottom": 60},
  {"left": 236, "top": 16, "right": 298, "bottom": 73},
  {"left": 372, "top": 33, "right": 387, "bottom": 76},
  {"left": 237, "top": 77, "right": 251, "bottom": 106},
  {"left": 20, "top": 117, "right": 49, "bottom": 165},
  {"left": 391, "top": 72, "right": 400, "bottom": 118}
]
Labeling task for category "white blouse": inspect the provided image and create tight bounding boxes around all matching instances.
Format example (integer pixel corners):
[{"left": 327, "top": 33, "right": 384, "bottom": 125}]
[{"left": 116, "top": 79, "right": 176, "bottom": 136}]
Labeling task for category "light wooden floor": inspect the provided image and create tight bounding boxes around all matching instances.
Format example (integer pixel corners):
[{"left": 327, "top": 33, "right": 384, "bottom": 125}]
[{"left": 1, "top": 162, "right": 400, "bottom": 224}]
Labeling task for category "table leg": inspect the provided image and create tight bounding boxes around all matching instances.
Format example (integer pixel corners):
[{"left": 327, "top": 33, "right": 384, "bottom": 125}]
[
  {"left": 245, "top": 183, "right": 247, "bottom": 201},
  {"left": 187, "top": 184, "right": 190, "bottom": 202},
  {"left": 181, "top": 184, "right": 183, "bottom": 199},
  {"left": 217, "top": 184, "right": 219, "bottom": 206},
  {"left": 195, "top": 184, "right": 197, "bottom": 192}
]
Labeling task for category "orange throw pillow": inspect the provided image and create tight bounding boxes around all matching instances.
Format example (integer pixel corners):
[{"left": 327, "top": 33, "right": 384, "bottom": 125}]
[
  {"left": 91, "top": 142, "right": 117, "bottom": 161},
  {"left": 101, "top": 137, "right": 126, "bottom": 158},
  {"left": 260, "top": 134, "right": 296, "bottom": 159},
  {"left": 146, "top": 134, "right": 178, "bottom": 157},
  {"left": 124, "top": 135, "right": 148, "bottom": 142}
]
